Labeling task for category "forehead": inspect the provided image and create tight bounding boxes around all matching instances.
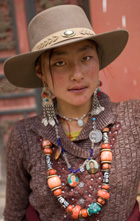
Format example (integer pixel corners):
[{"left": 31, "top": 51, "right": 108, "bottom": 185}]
[{"left": 52, "top": 40, "right": 97, "bottom": 55}]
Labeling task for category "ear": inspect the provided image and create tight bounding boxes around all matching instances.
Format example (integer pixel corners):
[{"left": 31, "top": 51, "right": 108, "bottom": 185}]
[
  {"left": 35, "top": 65, "right": 42, "bottom": 79},
  {"left": 35, "top": 65, "right": 46, "bottom": 84}
]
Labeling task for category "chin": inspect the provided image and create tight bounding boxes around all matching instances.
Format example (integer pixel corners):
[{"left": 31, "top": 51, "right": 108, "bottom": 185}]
[{"left": 70, "top": 99, "right": 89, "bottom": 107}]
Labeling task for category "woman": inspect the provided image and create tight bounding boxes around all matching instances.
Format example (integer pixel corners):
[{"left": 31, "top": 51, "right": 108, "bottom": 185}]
[{"left": 3, "top": 4, "right": 140, "bottom": 221}]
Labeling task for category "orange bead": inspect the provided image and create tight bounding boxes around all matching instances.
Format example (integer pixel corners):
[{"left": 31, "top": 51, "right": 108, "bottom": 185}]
[
  {"left": 101, "top": 143, "right": 110, "bottom": 149},
  {"left": 66, "top": 205, "right": 73, "bottom": 214},
  {"left": 47, "top": 169, "right": 56, "bottom": 176},
  {"left": 72, "top": 205, "right": 81, "bottom": 219},
  {"left": 97, "top": 189, "right": 110, "bottom": 200},
  {"left": 101, "top": 184, "right": 109, "bottom": 190},
  {"left": 97, "top": 197, "right": 105, "bottom": 205},
  {"left": 53, "top": 188, "right": 62, "bottom": 196},
  {"left": 42, "top": 140, "right": 52, "bottom": 148},
  {"left": 102, "top": 163, "right": 111, "bottom": 170},
  {"left": 81, "top": 209, "right": 88, "bottom": 218},
  {"left": 101, "top": 150, "right": 112, "bottom": 162},
  {"left": 43, "top": 148, "right": 53, "bottom": 155},
  {"left": 102, "top": 127, "right": 109, "bottom": 132},
  {"left": 47, "top": 175, "right": 61, "bottom": 189}
]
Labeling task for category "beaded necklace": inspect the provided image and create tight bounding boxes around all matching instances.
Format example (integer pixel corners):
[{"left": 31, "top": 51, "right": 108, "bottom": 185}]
[
  {"left": 56, "top": 111, "right": 91, "bottom": 127},
  {"left": 41, "top": 126, "right": 112, "bottom": 219}
]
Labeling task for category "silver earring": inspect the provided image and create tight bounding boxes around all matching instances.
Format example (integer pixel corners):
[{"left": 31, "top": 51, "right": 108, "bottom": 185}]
[
  {"left": 91, "top": 88, "right": 104, "bottom": 115},
  {"left": 41, "top": 84, "right": 57, "bottom": 126}
]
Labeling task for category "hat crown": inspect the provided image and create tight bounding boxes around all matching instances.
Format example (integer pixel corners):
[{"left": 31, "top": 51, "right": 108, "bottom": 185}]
[{"left": 28, "top": 5, "right": 93, "bottom": 50}]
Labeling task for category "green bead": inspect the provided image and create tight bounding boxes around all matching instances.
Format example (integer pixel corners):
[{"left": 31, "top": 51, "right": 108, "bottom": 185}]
[{"left": 87, "top": 203, "right": 101, "bottom": 215}]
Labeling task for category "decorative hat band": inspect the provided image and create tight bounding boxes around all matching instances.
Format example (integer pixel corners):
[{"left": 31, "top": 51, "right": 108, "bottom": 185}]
[{"left": 32, "top": 28, "right": 95, "bottom": 52}]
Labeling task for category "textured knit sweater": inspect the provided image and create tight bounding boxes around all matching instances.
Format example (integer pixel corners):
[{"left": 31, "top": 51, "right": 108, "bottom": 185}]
[{"left": 4, "top": 93, "right": 140, "bottom": 221}]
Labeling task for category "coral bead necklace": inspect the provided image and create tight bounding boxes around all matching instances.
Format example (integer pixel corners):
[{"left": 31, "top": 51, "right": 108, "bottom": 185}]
[{"left": 41, "top": 127, "right": 112, "bottom": 219}]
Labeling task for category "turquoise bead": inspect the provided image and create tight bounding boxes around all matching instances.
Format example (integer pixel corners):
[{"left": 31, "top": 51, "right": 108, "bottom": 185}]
[
  {"left": 45, "top": 99, "right": 48, "bottom": 102},
  {"left": 87, "top": 203, "right": 101, "bottom": 215}
]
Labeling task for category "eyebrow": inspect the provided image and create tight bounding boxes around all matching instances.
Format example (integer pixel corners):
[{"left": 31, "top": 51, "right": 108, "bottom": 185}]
[{"left": 52, "top": 44, "right": 95, "bottom": 57}]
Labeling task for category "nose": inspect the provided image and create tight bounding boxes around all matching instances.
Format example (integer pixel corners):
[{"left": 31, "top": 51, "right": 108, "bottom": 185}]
[{"left": 70, "top": 62, "right": 84, "bottom": 81}]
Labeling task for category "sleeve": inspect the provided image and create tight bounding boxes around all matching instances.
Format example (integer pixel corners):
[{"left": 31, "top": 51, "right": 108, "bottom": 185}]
[{"left": 3, "top": 123, "right": 31, "bottom": 221}]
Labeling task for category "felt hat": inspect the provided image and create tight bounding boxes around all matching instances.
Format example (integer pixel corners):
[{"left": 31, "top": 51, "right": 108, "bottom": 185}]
[{"left": 4, "top": 4, "right": 129, "bottom": 88}]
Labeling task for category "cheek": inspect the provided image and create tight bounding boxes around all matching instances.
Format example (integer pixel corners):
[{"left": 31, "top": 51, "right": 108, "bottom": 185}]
[
  {"left": 88, "top": 65, "right": 99, "bottom": 81},
  {"left": 53, "top": 74, "right": 67, "bottom": 87},
  {"left": 46, "top": 73, "right": 67, "bottom": 94}
]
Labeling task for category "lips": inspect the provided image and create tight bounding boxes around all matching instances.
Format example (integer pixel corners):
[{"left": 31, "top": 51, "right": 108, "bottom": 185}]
[{"left": 68, "top": 85, "right": 87, "bottom": 91}]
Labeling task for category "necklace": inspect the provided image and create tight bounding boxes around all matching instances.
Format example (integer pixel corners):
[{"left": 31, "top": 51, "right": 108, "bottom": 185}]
[
  {"left": 56, "top": 111, "right": 90, "bottom": 127},
  {"left": 41, "top": 127, "right": 112, "bottom": 219},
  {"left": 54, "top": 117, "right": 103, "bottom": 187}
]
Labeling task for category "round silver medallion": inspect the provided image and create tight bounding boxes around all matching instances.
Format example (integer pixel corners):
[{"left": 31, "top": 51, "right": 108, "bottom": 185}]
[{"left": 89, "top": 129, "right": 102, "bottom": 143}]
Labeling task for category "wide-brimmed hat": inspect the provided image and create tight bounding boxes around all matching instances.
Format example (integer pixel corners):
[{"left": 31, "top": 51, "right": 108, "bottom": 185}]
[{"left": 4, "top": 4, "right": 129, "bottom": 88}]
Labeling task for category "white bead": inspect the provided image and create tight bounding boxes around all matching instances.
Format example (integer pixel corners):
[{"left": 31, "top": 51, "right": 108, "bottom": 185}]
[{"left": 78, "top": 119, "right": 84, "bottom": 127}]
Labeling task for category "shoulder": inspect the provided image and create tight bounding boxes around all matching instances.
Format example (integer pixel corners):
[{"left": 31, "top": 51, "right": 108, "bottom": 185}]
[
  {"left": 112, "top": 99, "right": 140, "bottom": 118},
  {"left": 14, "top": 115, "right": 41, "bottom": 131},
  {"left": 112, "top": 99, "right": 140, "bottom": 136},
  {"left": 10, "top": 115, "right": 41, "bottom": 141},
  {"left": 8, "top": 115, "right": 41, "bottom": 152}
]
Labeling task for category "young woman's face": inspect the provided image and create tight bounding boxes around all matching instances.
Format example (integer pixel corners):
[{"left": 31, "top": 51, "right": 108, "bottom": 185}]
[{"left": 39, "top": 40, "right": 99, "bottom": 108}]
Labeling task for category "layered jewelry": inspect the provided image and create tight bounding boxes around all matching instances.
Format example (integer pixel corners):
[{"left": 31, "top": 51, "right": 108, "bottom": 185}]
[
  {"left": 40, "top": 81, "right": 117, "bottom": 219},
  {"left": 54, "top": 117, "right": 102, "bottom": 188},
  {"left": 55, "top": 87, "right": 104, "bottom": 128},
  {"left": 41, "top": 127, "right": 112, "bottom": 219}
]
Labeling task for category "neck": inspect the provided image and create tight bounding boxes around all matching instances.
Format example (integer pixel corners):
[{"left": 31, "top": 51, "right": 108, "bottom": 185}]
[
  {"left": 56, "top": 98, "right": 92, "bottom": 134},
  {"left": 56, "top": 98, "right": 92, "bottom": 119}
]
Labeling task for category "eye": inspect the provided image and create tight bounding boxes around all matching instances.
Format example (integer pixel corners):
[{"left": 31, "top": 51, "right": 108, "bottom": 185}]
[
  {"left": 54, "top": 61, "right": 66, "bottom": 66},
  {"left": 82, "top": 56, "right": 92, "bottom": 61}
]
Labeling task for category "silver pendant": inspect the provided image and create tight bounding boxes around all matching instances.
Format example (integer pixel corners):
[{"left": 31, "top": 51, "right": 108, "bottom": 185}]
[
  {"left": 86, "top": 159, "right": 99, "bottom": 174},
  {"left": 89, "top": 129, "right": 102, "bottom": 143},
  {"left": 68, "top": 173, "right": 79, "bottom": 187}
]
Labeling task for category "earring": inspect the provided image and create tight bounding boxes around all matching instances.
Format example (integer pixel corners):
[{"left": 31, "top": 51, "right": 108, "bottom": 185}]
[
  {"left": 91, "top": 88, "right": 104, "bottom": 116},
  {"left": 41, "top": 84, "right": 57, "bottom": 127}
]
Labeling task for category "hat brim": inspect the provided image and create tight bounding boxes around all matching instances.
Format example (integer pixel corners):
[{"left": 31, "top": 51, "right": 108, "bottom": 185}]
[{"left": 4, "top": 29, "right": 128, "bottom": 88}]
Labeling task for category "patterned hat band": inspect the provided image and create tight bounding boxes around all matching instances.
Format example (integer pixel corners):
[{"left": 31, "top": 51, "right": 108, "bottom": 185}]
[{"left": 32, "top": 28, "right": 95, "bottom": 52}]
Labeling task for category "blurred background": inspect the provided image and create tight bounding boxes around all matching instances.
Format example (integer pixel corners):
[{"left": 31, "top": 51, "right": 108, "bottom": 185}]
[{"left": 0, "top": 0, "right": 140, "bottom": 219}]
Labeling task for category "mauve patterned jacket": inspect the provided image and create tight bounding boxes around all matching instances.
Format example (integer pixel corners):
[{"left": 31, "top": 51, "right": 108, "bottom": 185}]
[{"left": 4, "top": 93, "right": 140, "bottom": 221}]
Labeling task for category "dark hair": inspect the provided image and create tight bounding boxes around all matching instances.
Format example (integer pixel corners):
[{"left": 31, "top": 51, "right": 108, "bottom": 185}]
[{"left": 35, "top": 49, "right": 54, "bottom": 85}]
